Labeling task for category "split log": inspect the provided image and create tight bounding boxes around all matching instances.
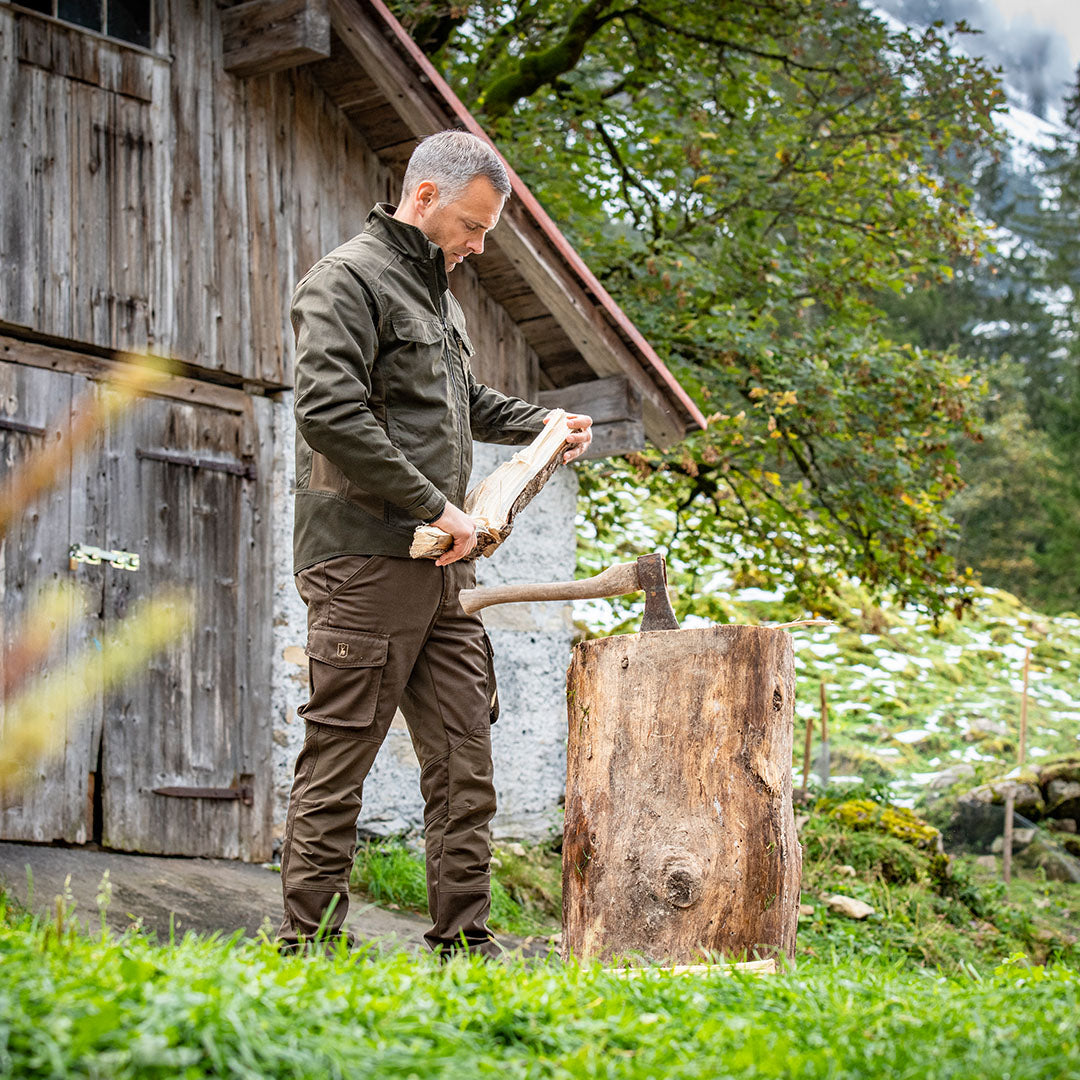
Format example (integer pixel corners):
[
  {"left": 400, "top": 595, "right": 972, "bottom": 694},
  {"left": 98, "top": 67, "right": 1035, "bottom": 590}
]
[
  {"left": 563, "top": 625, "right": 802, "bottom": 965},
  {"left": 410, "top": 410, "right": 572, "bottom": 560}
]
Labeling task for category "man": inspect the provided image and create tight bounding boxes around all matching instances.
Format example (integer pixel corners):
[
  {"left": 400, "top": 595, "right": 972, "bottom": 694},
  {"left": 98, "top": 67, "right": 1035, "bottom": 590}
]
[{"left": 278, "top": 130, "right": 592, "bottom": 956}]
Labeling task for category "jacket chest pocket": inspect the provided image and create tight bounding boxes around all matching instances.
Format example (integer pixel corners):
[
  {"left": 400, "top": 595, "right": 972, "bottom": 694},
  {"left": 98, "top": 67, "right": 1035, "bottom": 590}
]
[{"left": 389, "top": 315, "right": 444, "bottom": 359}]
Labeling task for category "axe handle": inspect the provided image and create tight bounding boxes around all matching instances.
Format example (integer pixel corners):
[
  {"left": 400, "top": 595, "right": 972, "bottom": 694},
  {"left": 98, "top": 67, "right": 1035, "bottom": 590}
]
[{"left": 459, "top": 562, "right": 640, "bottom": 615}]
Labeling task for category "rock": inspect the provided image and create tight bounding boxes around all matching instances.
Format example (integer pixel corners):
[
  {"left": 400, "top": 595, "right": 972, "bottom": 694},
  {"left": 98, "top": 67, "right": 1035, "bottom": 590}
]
[
  {"left": 990, "top": 827, "right": 1035, "bottom": 854},
  {"left": 968, "top": 717, "right": 1008, "bottom": 738},
  {"left": 975, "top": 854, "right": 998, "bottom": 869},
  {"left": 825, "top": 894, "right": 875, "bottom": 920},
  {"left": 928, "top": 764, "right": 976, "bottom": 791},
  {"left": 1048, "top": 819, "right": 1077, "bottom": 834},
  {"left": 1038, "top": 759, "right": 1080, "bottom": 786},
  {"left": 798, "top": 904, "right": 815, "bottom": 917},
  {"left": 502, "top": 842, "right": 527, "bottom": 858},
  {"left": 1046, "top": 779, "right": 1080, "bottom": 818},
  {"left": 958, "top": 778, "right": 1045, "bottom": 819},
  {"left": 836, "top": 864, "right": 857, "bottom": 878},
  {"left": 1016, "top": 837, "right": 1080, "bottom": 883}
]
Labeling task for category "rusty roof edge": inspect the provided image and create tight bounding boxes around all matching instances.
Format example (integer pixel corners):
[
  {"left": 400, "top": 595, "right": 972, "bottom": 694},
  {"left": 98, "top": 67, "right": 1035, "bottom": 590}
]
[{"left": 361, "top": 0, "right": 707, "bottom": 434}]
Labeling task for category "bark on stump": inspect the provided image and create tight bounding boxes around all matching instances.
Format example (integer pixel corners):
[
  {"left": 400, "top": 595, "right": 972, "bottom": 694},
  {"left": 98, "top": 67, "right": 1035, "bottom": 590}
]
[{"left": 562, "top": 625, "right": 802, "bottom": 964}]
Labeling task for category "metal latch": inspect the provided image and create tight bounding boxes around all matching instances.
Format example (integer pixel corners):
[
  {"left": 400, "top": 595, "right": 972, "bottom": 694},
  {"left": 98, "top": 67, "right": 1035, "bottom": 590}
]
[
  {"left": 69, "top": 543, "right": 140, "bottom": 572},
  {"left": 153, "top": 783, "right": 254, "bottom": 807}
]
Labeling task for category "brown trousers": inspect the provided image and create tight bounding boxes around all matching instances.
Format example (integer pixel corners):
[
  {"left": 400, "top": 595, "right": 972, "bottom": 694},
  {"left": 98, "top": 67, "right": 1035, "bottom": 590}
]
[{"left": 277, "top": 554, "right": 500, "bottom": 954}]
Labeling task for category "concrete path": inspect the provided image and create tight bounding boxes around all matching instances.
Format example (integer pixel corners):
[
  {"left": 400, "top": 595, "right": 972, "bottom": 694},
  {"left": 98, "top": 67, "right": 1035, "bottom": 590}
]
[{"left": 0, "top": 841, "right": 430, "bottom": 951}]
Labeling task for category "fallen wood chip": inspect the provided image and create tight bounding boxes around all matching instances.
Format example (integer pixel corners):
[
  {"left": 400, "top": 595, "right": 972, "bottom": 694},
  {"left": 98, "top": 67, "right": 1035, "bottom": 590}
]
[
  {"left": 611, "top": 958, "right": 776, "bottom": 978},
  {"left": 410, "top": 410, "right": 572, "bottom": 561}
]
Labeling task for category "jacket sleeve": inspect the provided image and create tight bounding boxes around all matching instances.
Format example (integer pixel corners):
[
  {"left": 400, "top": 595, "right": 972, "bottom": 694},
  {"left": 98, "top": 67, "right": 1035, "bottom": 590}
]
[
  {"left": 292, "top": 261, "right": 447, "bottom": 522},
  {"left": 467, "top": 367, "right": 551, "bottom": 446}
]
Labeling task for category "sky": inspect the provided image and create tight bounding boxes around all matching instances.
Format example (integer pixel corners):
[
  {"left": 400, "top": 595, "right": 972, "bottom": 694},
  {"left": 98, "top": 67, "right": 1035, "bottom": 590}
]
[
  {"left": 992, "top": 0, "right": 1080, "bottom": 67},
  {"left": 875, "top": 0, "right": 1079, "bottom": 117}
]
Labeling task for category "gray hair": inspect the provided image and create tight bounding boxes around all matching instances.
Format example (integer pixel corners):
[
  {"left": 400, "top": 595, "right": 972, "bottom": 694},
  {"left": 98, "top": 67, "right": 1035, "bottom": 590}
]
[{"left": 401, "top": 130, "right": 511, "bottom": 205}]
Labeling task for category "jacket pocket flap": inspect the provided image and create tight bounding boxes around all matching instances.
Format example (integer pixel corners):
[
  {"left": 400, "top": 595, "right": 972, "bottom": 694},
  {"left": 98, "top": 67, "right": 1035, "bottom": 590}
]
[
  {"left": 454, "top": 326, "right": 476, "bottom": 357},
  {"left": 391, "top": 315, "right": 443, "bottom": 345},
  {"left": 306, "top": 627, "right": 389, "bottom": 669}
]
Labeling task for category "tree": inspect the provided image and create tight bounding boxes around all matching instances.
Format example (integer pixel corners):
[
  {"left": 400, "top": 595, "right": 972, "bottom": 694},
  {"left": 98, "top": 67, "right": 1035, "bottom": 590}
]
[{"left": 397, "top": 0, "right": 1006, "bottom": 615}]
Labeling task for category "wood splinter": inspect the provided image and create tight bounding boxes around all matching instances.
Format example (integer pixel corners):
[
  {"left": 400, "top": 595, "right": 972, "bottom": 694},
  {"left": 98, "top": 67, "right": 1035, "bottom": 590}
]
[{"left": 409, "top": 409, "right": 572, "bottom": 560}]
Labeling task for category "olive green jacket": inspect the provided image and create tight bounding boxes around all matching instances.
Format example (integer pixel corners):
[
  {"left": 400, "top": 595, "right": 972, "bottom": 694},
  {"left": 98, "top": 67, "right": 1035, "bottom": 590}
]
[{"left": 292, "top": 204, "right": 549, "bottom": 572}]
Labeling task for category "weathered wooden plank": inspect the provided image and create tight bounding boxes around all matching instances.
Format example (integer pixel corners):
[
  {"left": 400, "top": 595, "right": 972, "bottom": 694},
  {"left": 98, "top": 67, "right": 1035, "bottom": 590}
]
[
  {"left": 579, "top": 419, "right": 646, "bottom": 459},
  {"left": 243, "top": 75, "right": 286, "bottom": 385},
  {"left": 212, "top": 62, "right": 252, "bottom": 378},
  {"left": 169, "top": 1, "right": 217, "bottom": 368},
  {"left": 147, "top": 30, "right": 174, "bottom": 352},
  {"left": 41, "top": 60, "right": 73, "bottom": 340},
  {"left": 1, "top": 29, "right": 40, "bottom": 332},
  {"left": 0, "top": 361, "right": 93, "bottom": 845},
  {"left": 14, "top": 11, "right": 153, "bottom": 101},
  {"left": 0, "top": 335, "right": 254, "bottom": 415},
  {"left": 237, "top": 394, "right": 275, "bottom": 859},
  {"left": 290, "top": 68, "right": 324, "bottom": 278},
  {"left": 109, "top": 93, "right": 153, "bottom": 350},
  {"left": 222, "top": 0, "right": 330, "bottom": 78},
  {"left": 69, "top": 81, "right": 113, "bottom": 347},
  {"left": 536, "top": 375, "right": 642, "bottom": 426}
]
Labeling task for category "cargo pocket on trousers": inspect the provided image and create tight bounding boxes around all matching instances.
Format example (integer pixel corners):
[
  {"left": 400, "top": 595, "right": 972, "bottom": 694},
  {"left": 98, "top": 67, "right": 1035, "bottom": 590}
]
[
  {"left": 483, "top": 632, "right": 500, "bottom": 725},
  {"left": 299, "top": 627, "right": 390, "bottom": 732}
]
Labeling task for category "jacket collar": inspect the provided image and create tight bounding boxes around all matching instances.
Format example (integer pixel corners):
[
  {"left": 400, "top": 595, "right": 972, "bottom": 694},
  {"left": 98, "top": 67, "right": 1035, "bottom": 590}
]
[{"left": 366, "top": 203, "right": 446, "bottom": 270}]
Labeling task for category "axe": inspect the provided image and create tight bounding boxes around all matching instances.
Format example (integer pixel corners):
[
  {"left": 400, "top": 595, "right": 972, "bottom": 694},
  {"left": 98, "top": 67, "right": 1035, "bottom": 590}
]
[{"left": 459, "top": 553, "right": 680, "bottom": 631}]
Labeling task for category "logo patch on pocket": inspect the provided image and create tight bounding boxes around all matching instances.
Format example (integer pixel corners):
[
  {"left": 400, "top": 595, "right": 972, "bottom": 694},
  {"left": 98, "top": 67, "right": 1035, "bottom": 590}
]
[{"left": 337, "top": 642, "right": 349, "bottom": 658}]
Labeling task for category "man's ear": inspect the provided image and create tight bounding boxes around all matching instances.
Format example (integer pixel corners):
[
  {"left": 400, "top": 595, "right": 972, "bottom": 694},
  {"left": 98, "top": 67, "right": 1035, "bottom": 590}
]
[{"left": 414, "top": 180, "right": 440, "bottom": 215}]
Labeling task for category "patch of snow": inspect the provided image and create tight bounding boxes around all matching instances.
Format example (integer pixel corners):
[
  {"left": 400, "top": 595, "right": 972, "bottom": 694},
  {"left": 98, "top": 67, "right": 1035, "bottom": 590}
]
[{"left": 894, "top": 729, "right": 932, "bottom": 744}]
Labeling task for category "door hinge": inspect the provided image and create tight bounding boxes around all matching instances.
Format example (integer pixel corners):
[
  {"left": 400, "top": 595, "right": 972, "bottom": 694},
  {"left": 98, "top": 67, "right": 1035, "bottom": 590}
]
[
  {"left": 152, "top": 783, "right": 254, "bottom": 807},
  {"left": 136, "top": 447, "right": 257, "bottom": 480},
  {"left": 69, "top": 543, "right": 140, "bottom": 571}
]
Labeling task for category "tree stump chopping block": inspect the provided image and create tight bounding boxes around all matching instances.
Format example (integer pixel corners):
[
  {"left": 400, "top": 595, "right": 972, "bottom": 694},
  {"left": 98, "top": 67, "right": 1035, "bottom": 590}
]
[{"left": 562, "top": 625, "right": 802, "bottom": 964}]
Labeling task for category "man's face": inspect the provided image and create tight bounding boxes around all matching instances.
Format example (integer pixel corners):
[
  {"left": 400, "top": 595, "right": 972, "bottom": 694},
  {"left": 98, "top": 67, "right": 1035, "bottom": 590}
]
[{"left": 414, "top": 176, "right": 505, "bottom": 272}]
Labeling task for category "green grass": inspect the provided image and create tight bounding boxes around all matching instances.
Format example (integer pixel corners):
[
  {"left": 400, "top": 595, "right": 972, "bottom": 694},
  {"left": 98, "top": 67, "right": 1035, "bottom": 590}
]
[
  {"left": 350, "top": 839, "right": 561, "bottom": 939},
  {"left": 2, "top": 893, "right": 1080, "bottom": 1079}
]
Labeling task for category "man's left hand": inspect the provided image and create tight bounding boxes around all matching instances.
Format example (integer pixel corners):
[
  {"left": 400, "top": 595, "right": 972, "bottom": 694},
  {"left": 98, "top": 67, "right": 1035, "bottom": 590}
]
[{"left": 548, "top": 411, "right": 593, "bottom": 463}]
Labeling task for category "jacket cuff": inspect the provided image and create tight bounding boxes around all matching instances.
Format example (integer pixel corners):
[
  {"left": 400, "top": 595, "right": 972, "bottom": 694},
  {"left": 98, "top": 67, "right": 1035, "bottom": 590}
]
[{"left": 406, "top": 485, "right": 447, "bottom": 523}]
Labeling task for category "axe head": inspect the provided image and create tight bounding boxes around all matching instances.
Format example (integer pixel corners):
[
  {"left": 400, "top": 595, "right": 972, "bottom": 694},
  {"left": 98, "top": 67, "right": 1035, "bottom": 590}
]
[{"left": 636, "top": 553, "right": 680, "bottom": 632}]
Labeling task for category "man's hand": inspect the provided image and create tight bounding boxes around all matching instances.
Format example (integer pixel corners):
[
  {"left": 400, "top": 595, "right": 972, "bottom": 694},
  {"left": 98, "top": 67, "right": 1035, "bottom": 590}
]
[
  {"left": 546, "top": 411, "right": 593, "bottom": 463},
  {"left": 431, "top": 502, "right": 478, "bottom": 566}
]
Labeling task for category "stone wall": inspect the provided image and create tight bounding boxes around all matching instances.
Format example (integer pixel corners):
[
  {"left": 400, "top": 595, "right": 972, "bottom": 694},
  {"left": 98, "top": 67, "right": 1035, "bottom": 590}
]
[{"left": 270, "top": 403, "right": 577, "bottom": 848}]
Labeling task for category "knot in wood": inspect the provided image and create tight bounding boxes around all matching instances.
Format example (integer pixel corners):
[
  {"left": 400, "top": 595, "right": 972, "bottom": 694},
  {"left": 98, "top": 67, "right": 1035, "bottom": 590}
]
[
  {"left": 661, "top": 857, "right": 703, "bottom": 909},
  {"left": 620, "top": 656, "right": 629, "bottom": 669}
]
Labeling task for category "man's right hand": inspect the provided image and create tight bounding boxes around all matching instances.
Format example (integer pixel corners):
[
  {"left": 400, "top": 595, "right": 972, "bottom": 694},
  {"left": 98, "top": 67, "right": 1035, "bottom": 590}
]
[{"left": 431, "top": 503, "right": 478, "bottom": 566}]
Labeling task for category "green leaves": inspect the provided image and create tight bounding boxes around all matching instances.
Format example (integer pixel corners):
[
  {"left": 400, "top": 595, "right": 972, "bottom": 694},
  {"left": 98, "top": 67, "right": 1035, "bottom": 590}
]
[{"left": 401, "top": 0, "right": 1008, "bottom": 613}]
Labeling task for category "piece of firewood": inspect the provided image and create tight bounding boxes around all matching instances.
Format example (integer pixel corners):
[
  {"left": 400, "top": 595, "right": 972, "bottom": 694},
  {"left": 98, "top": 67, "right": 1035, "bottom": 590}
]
[{"left": 409, "top": 410, "right": 572, "bottom": 560}]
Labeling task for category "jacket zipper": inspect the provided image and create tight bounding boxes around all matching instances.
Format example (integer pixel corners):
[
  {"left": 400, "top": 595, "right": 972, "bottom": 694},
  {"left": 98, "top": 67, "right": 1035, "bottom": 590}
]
[{"left": 440, "top": 306, "right": 470, "bottom": 505}]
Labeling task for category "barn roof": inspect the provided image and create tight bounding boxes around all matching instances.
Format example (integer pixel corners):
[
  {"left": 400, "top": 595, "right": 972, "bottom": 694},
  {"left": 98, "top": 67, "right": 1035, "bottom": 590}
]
[{"left": 306, "top": 0, "right": 706, "bottom": 447}]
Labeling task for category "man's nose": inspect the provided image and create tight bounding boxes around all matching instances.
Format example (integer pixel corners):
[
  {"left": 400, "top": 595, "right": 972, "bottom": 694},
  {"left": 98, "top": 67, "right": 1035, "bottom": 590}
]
[{"left": 468, "top": 233, "right": 485, "bottom": 255}]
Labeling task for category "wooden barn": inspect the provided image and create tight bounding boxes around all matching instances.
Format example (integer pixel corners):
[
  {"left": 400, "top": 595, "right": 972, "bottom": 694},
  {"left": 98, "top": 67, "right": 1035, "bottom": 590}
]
[{"left": 0, "top": 0, "right": 704, "bottom": 860}]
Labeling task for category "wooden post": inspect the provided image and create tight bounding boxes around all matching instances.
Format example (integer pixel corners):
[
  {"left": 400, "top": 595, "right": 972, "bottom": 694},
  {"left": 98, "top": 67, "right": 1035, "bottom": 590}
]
[
  {"left": 1003, "top": 645, "right": 1031, "bottom": 886},
  {"left": 800, "top": 704, "right": 814, "bottom": 797},
  {"left": 562, "top": 625, "right": 802, "bottom": 965}
]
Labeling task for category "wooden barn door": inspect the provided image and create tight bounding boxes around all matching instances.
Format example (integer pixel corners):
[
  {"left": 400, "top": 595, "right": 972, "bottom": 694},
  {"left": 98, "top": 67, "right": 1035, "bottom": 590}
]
[
  {"left": 99, "top": 392, "right": 273, "bottom": 860},
  {"left": 0, "top": 346, "right": 273, "bottom": 861},
  {"left": 0, "top": 360, "right": 102, "bottom": 845}
]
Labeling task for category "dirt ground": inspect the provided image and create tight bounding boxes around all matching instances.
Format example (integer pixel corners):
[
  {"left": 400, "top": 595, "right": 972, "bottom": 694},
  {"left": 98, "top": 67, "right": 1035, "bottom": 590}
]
[{"left": 0, "top": 841, "right": 430, "bottom": 950}]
